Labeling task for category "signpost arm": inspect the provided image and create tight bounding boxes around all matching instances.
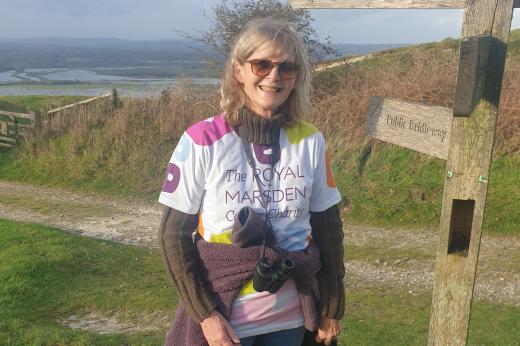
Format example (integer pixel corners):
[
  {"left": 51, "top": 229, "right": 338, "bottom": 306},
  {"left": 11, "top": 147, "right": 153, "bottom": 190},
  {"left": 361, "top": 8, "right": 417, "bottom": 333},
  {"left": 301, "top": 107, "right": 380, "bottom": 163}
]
[
  {"left": 290, "top": 0, "right": 466, "bottom": 9},
  {"left": 428, "top": 1, "right": 514, "bottom": 345}
]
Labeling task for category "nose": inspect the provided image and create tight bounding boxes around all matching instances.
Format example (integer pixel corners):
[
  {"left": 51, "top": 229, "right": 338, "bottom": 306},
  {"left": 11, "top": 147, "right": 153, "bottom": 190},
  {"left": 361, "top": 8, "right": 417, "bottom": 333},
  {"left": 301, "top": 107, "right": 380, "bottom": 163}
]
[{"left": 265, "top": 65, "right": 281, "bottom": 81}]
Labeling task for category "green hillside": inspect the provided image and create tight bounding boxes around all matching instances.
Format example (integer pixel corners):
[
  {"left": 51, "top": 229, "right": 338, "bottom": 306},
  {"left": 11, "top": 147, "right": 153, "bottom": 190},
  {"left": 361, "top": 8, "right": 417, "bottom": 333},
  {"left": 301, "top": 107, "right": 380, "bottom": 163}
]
[{"left": 1, "top": 30, "right": 519, "bottom": 234}]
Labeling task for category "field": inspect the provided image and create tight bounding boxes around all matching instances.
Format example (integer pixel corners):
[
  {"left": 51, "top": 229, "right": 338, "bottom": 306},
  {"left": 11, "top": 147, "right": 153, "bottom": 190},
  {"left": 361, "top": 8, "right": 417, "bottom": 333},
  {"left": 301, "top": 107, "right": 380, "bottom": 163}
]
[
  {"left": 1, "top": 32, "right": 520, "bottom": 234},
  {"left": 1, "top": 30, "right": 520, "bottom": 344},
  {"left": 0, "top": 220, "right": 171, "bottom": 345},
  {"left": 1, "top": 219, "right": 519, "bottom": 345}
]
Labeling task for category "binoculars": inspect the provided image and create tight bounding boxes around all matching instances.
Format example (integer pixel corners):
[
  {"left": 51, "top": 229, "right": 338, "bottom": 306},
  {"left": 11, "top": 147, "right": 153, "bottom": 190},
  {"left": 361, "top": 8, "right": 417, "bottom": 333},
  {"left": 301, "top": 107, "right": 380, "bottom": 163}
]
[{"left": 253, "top": 256, "right": 295, "bottom": 293}]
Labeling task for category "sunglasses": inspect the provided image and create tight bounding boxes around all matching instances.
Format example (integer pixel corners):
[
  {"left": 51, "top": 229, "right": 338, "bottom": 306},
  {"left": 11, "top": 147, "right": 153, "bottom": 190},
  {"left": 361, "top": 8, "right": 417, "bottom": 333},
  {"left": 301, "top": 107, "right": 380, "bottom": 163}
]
[{"left": 247, "top": 59, "right": 299, "bottom": 80}]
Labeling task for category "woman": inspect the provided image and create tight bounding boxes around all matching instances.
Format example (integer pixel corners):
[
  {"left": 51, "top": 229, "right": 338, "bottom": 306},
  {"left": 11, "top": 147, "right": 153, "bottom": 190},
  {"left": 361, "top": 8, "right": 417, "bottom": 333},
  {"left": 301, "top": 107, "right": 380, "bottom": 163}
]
[{"left": 158, "top": 17, "right": 345, "bottom": 346}]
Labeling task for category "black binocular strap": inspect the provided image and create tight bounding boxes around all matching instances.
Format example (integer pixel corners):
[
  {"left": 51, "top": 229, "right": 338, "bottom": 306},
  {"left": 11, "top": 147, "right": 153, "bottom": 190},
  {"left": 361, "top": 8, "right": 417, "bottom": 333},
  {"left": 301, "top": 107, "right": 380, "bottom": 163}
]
[{"left": 236, "top": 126, "right": 275, "bottom": 256}]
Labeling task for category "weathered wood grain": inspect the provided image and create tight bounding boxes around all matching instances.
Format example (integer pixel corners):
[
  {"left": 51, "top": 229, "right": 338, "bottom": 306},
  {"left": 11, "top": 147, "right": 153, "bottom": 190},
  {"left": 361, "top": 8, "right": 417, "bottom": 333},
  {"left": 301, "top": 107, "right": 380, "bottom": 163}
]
[
  {"left": 367, "top": 97, "right": 451, "bottom": 159},
  {"left": 428, "top": 1, "right": 515, "bottom": 345},
  {"left": 0, "top": 121, "right": 8, "bottom": 136},
  {"left": 289, "top": 0, "right": 466, "bottom": 9},
  {"left": 16, "top": 131, "right": 29, "bottom": 138},
  {"left": 0, "top": 111, "right": 35, "bottom": 148},
  {"left": 453, "top": 36, "right": 491, "bottom": 116},
  {"left": 47, "top": 92, "right": 112, "bottom": 114},
  {"left": 0, "top": 135, "right": 16, "bottom": 143},
  {"left": 0, "top": 110, "right": 34, "bottom": 120},
  {"left": 13, "top": 123, "right": 34, "bottom": 129}
]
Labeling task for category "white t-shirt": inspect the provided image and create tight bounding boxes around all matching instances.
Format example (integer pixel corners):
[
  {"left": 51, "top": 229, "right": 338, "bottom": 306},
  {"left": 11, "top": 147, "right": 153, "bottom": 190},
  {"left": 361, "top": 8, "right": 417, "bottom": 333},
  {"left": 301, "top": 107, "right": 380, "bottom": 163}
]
[{"left": 159, "top": 114, "right": 341, "bottom": 338}]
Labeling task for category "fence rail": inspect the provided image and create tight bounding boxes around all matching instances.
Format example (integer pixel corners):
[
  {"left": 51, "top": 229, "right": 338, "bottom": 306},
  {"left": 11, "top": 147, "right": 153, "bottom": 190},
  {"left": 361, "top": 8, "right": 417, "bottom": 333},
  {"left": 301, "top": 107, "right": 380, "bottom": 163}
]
[{"left": 47, "top": 91, "right": 113, "bottom": 115}]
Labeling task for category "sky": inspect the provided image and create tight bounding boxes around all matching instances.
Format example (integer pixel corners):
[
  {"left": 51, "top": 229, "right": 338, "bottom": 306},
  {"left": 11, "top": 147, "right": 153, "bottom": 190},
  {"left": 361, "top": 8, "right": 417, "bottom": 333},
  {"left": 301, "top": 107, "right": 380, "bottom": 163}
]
[{"left": 0, "top": 0, "right": 519, "bottom": 44}]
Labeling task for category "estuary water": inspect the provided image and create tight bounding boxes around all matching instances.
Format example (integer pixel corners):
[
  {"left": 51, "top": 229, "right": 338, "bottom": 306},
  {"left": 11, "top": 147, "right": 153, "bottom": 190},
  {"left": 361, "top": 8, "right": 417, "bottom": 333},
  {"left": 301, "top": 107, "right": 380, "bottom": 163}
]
[{"left": 0, "top": 68, "right": 219, "bottom": 97}]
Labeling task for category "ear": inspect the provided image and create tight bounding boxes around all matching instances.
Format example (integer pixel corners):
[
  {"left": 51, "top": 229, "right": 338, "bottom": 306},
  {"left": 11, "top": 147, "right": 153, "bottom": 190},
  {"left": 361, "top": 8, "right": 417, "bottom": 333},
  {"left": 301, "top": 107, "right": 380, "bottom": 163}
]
[{"left": 234, "top": 63, "right": 245, "bottom": 84}]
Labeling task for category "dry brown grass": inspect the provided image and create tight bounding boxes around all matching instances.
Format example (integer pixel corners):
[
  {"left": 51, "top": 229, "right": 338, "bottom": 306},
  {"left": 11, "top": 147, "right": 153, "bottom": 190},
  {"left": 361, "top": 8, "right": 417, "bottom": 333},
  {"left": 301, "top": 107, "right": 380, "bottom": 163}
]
[
  {"left": 17, "top": 47, "right": 519, "bottom": 195},
  {"left": 497, "top": 61, "right": 520, "bottom": 155},
  {"left": 21, "top": 82, "right": 219, "bottom": 193},
  {"left": 309, "top": 46, "right": 520, "bottom": 157}
]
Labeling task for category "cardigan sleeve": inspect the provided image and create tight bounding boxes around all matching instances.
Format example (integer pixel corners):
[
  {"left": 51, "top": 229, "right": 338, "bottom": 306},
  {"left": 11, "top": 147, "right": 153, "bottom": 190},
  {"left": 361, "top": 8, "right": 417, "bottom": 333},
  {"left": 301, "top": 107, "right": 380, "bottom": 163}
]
[
  {"left": 158, "top": 206, "right": 216, "bottom": 323},
  {"left": 310, "top": 204, "right": 345, "bottom": 319}
]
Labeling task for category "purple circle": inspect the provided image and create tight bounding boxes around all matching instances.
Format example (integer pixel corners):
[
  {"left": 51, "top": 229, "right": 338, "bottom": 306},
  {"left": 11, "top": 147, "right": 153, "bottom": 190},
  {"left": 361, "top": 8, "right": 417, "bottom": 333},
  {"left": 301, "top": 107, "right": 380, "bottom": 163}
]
[
  {"left": 253, "top": 143, "right": 281, "bottom": 165},
  {"left": 162, "top": 163, "right": 181, "bottom": 193}
]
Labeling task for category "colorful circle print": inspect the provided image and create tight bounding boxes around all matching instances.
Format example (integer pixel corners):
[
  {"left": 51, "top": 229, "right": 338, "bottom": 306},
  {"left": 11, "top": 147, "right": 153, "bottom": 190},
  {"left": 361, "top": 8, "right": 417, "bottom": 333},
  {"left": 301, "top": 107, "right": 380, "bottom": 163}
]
[
  {"left": 186, "top": 115, "right": 233, "bottom": 146},
  {"left": 162, "top": 163, "right": 181, "bottom": 193},
  {"left": 174, "top": 134, "right": 190, "bottom": 162},
  {"left": 253, "top": 143, "right": 281, "bottom": 165}
]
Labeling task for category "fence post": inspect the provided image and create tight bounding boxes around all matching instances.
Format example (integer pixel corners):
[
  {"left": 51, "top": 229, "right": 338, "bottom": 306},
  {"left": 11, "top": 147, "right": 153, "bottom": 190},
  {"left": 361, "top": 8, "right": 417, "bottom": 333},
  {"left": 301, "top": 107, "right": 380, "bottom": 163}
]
[
  {"left": 34, "top": 111, "right": 41, "bottom": 129},
  {"left": 14, "top": 118, "right": 19, "bottom": 144}
]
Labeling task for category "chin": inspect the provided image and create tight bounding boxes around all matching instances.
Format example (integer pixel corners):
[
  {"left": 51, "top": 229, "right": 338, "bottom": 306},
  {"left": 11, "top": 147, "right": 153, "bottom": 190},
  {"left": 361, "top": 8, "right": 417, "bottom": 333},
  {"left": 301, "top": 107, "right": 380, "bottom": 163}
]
[{"left": 261, "top": 100, "right": 285, "bottom": 111}]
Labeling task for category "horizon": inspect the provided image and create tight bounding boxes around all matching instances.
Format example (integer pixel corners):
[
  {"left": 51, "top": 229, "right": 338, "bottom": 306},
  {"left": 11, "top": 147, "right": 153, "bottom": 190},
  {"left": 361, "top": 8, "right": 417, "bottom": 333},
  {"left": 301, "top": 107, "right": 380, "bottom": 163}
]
[
  {"left": 0, "top": 36, "right": 420, "bottom": 45},
  {"left": 1, "top": 1, "right": 518, "bottom": 45}
]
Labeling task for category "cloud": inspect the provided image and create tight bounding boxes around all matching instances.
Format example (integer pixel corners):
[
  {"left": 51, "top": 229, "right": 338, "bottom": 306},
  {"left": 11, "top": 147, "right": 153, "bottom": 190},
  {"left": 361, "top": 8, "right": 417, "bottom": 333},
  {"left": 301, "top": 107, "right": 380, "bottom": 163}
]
[
  {"left": 1, "top": 0, "right": 211, "bottom": 39},
  {"left": 310, "top": 9, "right": 463, "bottom": 44},
  {"left": 0, "top": 1, "right": 518, "bottom": 42},
  {"left": 8, "top": 0, "right": 169, "bottom": 16}
]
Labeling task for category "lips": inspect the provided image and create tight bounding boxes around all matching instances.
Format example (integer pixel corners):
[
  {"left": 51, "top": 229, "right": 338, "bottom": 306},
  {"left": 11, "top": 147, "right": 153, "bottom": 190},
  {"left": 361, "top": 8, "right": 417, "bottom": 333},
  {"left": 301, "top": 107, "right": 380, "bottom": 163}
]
[{"left": 259, "top": 85, "right": 281, "bottom": 93}]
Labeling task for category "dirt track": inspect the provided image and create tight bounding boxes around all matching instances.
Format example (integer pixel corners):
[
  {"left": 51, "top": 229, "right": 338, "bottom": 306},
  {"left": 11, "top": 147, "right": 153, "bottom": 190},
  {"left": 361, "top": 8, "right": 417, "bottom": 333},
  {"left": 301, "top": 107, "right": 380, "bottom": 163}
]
[{"left": 1, "top": 180, "right": 519, "bottom": 332}]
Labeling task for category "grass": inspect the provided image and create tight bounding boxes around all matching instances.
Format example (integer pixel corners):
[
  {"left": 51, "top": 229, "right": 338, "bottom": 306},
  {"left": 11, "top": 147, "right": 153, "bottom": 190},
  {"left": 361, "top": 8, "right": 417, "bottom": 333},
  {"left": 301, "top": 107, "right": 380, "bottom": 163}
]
[
  {"left": 0, "top": 219, "right": 175, "bottom": 345},
  {"left": 0, "top": 192, "right": 119, "bottom": 220},
  {"left": 0, "top": 147, "right": 152, "bottom": 200},
  {"left": 2, "top": 219, "right": 519, "bottom": 345},
  {"left": 1, "top": 129, "right": 519, "bottom": 234},
  {"left": 1, "top": 32, "right": 520, "bottom": 233},
  {"left": 342, "top": 289, "right": 520, "bottom": 346},
  {"left": 331, "top": 144, "right": 520, "bottom": 236},
  {"left": 0, "top": 95, "right": 87, "bottom": 113}
]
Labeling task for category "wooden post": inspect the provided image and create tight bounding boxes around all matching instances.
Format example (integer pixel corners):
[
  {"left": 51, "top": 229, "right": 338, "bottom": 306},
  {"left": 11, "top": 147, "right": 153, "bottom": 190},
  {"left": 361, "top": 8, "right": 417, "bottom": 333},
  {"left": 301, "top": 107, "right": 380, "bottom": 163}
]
[
  {"left": 290, "top": 0, "right": 465, "bottom": 8},
  {"left": 429, "top": 1, "right": 514, "bottom": 344},
  {"left": 14, "top": 118, "right": 19, "bottom": 144},
  {"left": 452, "top": 36, "right": 491, "bottom": 116},
  {"left": 291, "top": 1, "right": 515, "bottom": 345}
]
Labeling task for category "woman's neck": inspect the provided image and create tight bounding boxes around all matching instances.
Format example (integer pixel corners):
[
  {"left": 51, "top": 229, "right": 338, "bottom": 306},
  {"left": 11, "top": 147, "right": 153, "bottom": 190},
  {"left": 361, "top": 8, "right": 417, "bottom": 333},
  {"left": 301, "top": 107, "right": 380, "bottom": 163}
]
[{"left": 236, "top": 107, "right": 287, "bottom": 145}]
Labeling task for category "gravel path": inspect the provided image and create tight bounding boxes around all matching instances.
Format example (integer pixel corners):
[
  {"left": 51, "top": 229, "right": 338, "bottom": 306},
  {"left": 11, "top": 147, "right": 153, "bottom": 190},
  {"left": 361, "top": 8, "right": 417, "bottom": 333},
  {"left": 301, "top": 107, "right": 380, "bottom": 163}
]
[{"left": 1, "top": 180, "right": 519, "bottom": 310}]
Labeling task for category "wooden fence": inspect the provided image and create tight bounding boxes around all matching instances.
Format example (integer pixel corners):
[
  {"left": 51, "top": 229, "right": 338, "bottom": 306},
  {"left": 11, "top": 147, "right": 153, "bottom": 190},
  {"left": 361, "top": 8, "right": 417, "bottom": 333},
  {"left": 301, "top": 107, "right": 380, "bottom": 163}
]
[
  {"left": 41, "top": 89, "right": 118, "bottom": 137},
  {"left": 0, "top": 110, "right": 35, "bottom": 148},
  {"left": 0, "top": 89, "right": 118, "bottom": 149},
  {"left": 47, "top": 90, "right": 115, "bottom": 115}
]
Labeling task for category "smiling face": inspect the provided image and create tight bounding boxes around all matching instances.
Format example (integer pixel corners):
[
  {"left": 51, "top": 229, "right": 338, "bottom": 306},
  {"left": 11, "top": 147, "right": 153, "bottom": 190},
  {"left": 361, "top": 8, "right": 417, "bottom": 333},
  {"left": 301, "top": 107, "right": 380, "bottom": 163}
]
[{"left": 234, "top": 41, "right": 297, "bottom": 118}]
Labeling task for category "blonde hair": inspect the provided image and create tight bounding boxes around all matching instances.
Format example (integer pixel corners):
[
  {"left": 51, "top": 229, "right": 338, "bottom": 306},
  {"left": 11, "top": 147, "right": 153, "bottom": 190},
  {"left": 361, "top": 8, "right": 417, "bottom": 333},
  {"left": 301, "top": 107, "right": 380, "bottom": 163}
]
[{"left": 220, "top": 17, "right": 311, "bottom": 126}]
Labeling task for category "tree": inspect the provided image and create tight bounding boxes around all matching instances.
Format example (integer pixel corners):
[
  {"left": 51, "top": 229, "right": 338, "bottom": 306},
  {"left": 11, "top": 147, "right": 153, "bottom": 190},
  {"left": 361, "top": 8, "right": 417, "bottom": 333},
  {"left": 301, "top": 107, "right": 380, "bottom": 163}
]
[{"left": 181, "top": 0, "right": 335, "bottom": 67}]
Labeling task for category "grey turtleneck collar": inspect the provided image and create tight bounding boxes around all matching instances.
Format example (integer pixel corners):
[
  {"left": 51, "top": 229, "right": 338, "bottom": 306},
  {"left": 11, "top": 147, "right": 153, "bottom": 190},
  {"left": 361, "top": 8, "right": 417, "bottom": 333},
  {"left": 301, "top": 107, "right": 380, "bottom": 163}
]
[{"left": 236, "top": 107, "right": 288, "bottom": 145}]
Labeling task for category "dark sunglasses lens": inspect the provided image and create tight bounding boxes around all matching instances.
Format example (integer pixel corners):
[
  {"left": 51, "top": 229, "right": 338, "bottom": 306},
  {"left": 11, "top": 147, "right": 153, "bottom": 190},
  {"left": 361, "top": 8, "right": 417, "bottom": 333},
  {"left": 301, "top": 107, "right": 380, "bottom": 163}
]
[
  {"left": 279, "top": 63, "right": 299, "bottom": 79},
  {"left": 251, "top": 60, "right": 274, "bottom": 76}
]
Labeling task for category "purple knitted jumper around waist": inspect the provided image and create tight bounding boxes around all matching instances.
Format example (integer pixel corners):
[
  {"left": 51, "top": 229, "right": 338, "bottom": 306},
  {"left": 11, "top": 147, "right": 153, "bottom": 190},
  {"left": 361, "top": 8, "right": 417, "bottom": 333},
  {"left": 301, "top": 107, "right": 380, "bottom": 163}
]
[{"left": 164, "top": 239, "right": 321, "bottom": 346}]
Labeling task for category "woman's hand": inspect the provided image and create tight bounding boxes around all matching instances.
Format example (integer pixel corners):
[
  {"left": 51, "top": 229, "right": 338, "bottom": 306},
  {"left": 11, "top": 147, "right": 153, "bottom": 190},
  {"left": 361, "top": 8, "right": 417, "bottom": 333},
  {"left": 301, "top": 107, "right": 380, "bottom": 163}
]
[
  {"left": 200, "top": 310, "right": 241, "bottom": 346},
  {"left": 315, "top": 317, "right": 341, "bottom": 345}
]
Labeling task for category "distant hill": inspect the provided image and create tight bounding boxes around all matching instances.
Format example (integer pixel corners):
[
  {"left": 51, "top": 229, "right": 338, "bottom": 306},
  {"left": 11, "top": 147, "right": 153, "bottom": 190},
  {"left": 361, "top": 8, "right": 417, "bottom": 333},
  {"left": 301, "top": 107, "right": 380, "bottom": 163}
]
[
  {"left": 0, "top": 37, "right": 409, "bottom": 74},
  {"left": 0, "top": 38, "right": 217, "bottom": 73},
  {"left": 2, "top": 31, "right": 517, "bottom": 78},
  {"left": 330, "top": 43, "right": 409, "bottom": 58}
]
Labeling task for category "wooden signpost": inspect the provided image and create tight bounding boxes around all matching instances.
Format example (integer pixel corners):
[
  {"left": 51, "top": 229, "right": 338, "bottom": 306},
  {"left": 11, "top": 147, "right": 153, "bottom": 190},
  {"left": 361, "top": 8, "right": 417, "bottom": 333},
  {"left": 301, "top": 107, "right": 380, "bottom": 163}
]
[
  {"left": 367, "top": 97, "right": 452, "bottom": 160},
  {"left": 290, "top": 0, "right": 516, "bottom": 345}
]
